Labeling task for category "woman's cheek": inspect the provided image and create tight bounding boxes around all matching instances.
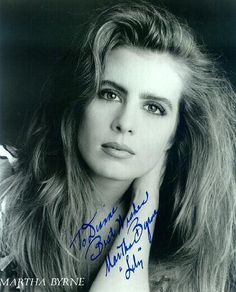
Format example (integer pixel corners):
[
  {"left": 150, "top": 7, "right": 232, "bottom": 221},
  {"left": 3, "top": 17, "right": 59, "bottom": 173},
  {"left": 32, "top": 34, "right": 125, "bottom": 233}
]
[{"left": 139, "top": 127, "right": 173, "bottom": 161}]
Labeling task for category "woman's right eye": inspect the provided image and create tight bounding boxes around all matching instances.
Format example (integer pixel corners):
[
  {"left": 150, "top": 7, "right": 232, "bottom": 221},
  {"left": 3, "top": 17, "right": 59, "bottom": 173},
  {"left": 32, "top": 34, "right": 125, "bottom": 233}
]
[{"left": 98, "top": 90, "right": 121, "bottom": 102}]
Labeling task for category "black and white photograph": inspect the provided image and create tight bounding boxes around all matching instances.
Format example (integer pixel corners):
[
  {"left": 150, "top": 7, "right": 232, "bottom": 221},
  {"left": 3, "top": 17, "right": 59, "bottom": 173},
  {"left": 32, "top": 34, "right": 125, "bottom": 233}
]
[{"left": 0, "top": 0, "right": 236, "bottom": 291}]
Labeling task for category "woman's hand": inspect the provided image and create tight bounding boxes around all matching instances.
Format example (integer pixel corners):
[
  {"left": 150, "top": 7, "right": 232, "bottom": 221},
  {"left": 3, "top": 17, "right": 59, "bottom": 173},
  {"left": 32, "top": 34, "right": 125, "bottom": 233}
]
[
  {"left": 89, "top": 154, "right": 167, "bottom": 292},
  {"left": 132, "top": 153, "right": 167, "bottom": 204}
]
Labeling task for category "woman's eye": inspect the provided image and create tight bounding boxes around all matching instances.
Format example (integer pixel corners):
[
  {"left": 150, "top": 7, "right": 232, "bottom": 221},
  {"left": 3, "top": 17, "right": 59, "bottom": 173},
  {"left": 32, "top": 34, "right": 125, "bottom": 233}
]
[
  {"left": 98, "top": 90, "right": 120, "bottom": 102},
  {"left": 144, "top": 103, "right": 166, "bottom": 116}
]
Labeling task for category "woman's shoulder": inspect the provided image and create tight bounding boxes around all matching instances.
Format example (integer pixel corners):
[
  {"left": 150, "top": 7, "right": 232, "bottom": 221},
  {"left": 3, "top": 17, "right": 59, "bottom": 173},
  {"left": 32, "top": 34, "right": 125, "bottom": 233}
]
[
  {"left": 0, "top": 144, "right": 16, "bottom": 214},
  {"left": 0, "top": 194, "right": 13, "bottom": 270},
  {"left": 0, "top": 145, "right": 17, "bottom": 271},
  {"left": 0, "top": 207, "right": 14, "bottom": 273}
]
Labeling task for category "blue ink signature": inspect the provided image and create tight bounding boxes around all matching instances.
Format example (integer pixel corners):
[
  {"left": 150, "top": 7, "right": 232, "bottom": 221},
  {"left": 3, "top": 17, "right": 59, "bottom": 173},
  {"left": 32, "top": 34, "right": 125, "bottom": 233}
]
[
  {"left": 125, "top": 251, "right": 144, "bottom": 279},
  {"left": 126, "top": 191, "right": 149, "bottom": 226},
  {"left": 105, "top": 207, "right": 158, "bottom": 277},
  {"left": 70, "top": 190, "right": 158, "bottom": 279},
  {"left": 69, "top": 206, "right": 124, "bottom": 261},
  {"left": 70, "top": 206, "right": 118, "bottom": 248}
]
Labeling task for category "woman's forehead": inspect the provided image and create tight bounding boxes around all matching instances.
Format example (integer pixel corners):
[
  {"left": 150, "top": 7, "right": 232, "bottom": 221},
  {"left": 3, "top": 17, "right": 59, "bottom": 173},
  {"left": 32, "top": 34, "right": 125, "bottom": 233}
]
[{"left": 102, "top": 46, "right": 186, "bottom": 103}]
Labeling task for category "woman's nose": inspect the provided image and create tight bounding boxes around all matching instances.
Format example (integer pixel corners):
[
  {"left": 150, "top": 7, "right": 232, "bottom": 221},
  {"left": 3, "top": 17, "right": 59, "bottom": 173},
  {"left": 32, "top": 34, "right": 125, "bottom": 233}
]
[{"left": 111, "top": 105, "right": 136, "bottom": 135}]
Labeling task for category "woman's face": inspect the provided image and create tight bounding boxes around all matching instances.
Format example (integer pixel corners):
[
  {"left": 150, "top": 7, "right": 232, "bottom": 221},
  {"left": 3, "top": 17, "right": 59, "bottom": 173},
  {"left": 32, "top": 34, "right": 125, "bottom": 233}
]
[{"left": 78, "top": 46, "right": 184, "bottom": 181}]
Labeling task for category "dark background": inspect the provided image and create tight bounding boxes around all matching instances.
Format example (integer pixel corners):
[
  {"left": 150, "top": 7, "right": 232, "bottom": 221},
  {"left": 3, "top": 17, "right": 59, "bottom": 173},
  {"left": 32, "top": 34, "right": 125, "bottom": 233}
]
[{"left": 1, "top": 0, "right": 236, "bottom": 146}]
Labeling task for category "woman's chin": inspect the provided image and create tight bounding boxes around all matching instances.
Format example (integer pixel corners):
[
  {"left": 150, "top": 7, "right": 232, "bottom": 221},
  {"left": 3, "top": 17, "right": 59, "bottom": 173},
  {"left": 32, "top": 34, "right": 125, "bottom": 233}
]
[
  {"left": 93, "top": 169, "right": 135, "bottom": 181},
  {"left": 87, "top": 163, "right": 136, "bottom": 181}
]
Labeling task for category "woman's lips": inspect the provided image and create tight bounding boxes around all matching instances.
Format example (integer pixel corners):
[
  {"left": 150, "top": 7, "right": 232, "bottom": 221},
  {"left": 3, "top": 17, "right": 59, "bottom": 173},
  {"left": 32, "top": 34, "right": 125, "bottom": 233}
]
[{"left": 101, "top": 142, "right": 135, "bottom": 159}]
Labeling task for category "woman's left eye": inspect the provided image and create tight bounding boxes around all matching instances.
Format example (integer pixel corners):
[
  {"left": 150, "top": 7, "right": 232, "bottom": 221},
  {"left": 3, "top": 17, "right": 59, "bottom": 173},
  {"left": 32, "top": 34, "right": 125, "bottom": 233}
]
[
  {"left": 144, "top": 103, "right": 166, "bottom": 115},
  {"left": 98, "top": 90, "right": 121, "bottom": 102}
]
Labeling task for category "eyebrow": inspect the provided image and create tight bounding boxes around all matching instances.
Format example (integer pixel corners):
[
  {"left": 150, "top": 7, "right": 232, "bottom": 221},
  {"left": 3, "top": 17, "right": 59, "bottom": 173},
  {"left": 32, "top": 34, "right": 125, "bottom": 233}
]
[
  {"left": 141, "top": 94, "right": 173, "bottom": 111},
  {"left": 101, "top": 80, "right": 128, "bottom": 95},
  {"left": 101, "top": 79, "right": 173, "bottom": 111}
]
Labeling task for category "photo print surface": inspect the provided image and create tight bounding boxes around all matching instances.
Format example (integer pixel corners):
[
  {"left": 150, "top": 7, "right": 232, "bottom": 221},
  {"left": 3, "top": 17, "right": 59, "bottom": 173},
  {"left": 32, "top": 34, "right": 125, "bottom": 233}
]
[{"left": 0, "top": 1, "right": 236, "bottom": 291}]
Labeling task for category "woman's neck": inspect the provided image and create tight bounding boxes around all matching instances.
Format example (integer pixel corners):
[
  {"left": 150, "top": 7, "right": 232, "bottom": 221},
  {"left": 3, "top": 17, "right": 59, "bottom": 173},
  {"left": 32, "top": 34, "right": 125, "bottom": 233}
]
[{"left": 91, "top": 175, "right": 133, "bottom": 210}]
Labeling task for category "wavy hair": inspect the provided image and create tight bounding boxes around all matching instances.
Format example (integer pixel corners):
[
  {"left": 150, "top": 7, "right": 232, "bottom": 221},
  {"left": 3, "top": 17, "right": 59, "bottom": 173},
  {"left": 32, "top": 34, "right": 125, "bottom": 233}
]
[{"left": 1, "top": 2, "right": 236, "bottom": 291}]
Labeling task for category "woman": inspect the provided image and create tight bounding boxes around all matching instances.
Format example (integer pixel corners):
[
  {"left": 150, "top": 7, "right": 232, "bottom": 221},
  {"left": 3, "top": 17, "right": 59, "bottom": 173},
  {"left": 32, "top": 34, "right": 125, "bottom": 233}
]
[{"left": 0, "top": 2, "right": 236, "bottom": 291}]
